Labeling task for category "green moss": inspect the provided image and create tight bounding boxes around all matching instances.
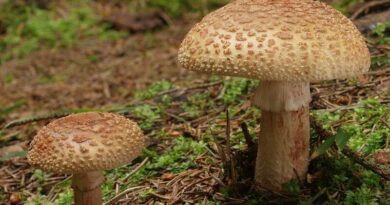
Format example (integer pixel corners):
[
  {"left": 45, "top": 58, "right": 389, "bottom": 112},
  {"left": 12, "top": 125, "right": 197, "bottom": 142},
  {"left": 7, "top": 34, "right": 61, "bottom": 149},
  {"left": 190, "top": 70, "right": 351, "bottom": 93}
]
[
  {"left": 25, "top": 193, "right": 52, "bottom": 205},
  {"left": 53, "top": 188, "right": 73, "bottom": 205},
  {"left": 130, "top": 104, "right": 161, "bottom": 130},
  {"left": 345, "top": 185, "right": 380, "bottom": 205},
  {"left": 222, "top": 78, "right": 258, "bottom": 104},
  {"left": 314, "top": 98, "right": 389, "bottom": 154},
  {"left": 182, "top": 93, "right": 215, "bottom": 118},
  {"left": 0, "top": 1, "right": 126, "bottom": 64},
  {"left": 135, "top": 81, "right": 173, "bottom": 100},
  {"left": 373, "top": 23, "right": 390, "bottom": 45}
]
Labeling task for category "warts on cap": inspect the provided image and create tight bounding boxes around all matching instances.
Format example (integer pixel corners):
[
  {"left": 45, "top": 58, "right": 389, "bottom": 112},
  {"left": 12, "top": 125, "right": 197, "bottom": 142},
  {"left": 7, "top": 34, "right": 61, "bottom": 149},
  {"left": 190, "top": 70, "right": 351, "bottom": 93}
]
[
  {"left": 178, "top": 0, "right": 370, "bottom": 81},
  {"left": 28, "top": 112, "right": 145, "bottom": 174}
]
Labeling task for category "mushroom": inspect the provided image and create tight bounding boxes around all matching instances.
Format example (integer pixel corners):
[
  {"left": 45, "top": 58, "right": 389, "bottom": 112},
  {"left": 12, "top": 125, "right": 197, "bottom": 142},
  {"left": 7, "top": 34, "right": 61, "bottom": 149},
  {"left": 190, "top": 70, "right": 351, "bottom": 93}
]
[
  {"left": 178, "top": 0, "right": 370, "bottom": 190},
  {"left": 28, "top": 112, "right": 145, "bottom": 205}
]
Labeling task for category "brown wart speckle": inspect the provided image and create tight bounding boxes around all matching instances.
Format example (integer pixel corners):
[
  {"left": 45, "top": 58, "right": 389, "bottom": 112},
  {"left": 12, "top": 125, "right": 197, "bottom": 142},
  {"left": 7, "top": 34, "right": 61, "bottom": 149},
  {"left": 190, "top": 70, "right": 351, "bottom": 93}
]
[
  {"left": 27, "top": 112, "right": 145, "bottom": 174},
  {"left": 80, "top": 146, "right": 89, "bottom": 153},
  {"left": 235, "top": 43, "right": 242, "bottom": 50},
  {"left": 73, "top": 135, "right": 90, "bottom": 143},
  {"left": 89, "top": 141, "right": 98, "bottom": 146},
  {"left": 268, "top": 39, "right": 276, "bottom": 47},
  {"left": 248, "top": 31, "right": 256, "bottom": 36},
  {"left": 276, "top": 32, "right": 293, "bottom": 40},
  {"left": 178, "top": 0, "right": 369, "bottom": 81}
]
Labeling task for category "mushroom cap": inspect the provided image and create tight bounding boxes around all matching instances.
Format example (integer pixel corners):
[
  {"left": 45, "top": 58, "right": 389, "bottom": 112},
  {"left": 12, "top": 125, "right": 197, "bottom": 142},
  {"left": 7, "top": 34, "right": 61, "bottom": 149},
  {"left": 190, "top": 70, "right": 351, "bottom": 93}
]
[
  {"left": 28, "top": 112, "right": 145, "bottom": 174},
  {"left": 178, "top": 0, "right": 370, "bottom": 81}
]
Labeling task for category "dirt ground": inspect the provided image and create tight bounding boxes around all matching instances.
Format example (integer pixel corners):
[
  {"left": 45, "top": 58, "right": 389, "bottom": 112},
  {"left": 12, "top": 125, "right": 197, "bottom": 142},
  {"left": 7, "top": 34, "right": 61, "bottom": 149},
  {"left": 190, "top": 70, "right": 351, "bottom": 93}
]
[{"left": 0, "top": 16, "right": 203, "bottom": 120}]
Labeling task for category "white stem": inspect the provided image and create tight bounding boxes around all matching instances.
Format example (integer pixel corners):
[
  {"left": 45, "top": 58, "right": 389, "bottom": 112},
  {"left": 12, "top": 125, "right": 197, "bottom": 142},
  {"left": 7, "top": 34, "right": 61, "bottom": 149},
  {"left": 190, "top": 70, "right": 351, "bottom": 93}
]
[
  {"left": 253, "top": 81, "right": 311, "bottom": 191},
  {"left": 252, "top": 81, "right": 311, "bottom": 112}
]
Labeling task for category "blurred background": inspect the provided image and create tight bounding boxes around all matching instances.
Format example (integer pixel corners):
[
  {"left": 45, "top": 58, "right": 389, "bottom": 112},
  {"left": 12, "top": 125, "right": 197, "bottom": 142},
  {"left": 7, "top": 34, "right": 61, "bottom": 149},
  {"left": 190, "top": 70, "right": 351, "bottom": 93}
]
[{"left": 0, "top": 0, "right": 388, "bottom": 114}]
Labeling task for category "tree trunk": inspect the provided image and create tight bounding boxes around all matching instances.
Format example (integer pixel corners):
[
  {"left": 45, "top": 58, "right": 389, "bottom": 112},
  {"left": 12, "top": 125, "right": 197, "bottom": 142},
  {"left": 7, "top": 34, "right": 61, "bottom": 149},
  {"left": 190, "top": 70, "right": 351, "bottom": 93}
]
[{"left": 253, "top": 81, "right": 311, "bottom": 191}]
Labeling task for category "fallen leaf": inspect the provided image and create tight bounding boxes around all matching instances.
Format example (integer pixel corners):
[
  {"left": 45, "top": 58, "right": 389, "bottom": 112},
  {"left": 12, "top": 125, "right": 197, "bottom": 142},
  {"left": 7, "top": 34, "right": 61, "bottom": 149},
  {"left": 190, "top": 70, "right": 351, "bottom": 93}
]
[
  {"left": 373, "top": 150, "right": 390, "bottom": 164},
  {"left": 10, "top": 193, "right": 21, "bottom": 204},
  {"left": 161, "top": 172, "right": 175, "bottom": 181}
]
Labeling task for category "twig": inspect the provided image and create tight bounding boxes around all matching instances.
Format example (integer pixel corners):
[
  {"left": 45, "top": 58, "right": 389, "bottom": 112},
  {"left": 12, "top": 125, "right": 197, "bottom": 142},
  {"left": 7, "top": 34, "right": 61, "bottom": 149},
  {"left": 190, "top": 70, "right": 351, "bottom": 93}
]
[
  {"left": 240, "top": 122, "right": 255, "bottom": 148},
  {"left": 342, "top": 148, "right": 390, "bottom": 181},
  {"left": 311, "top": 118, "right": 390, "bottom": 181},
  {"left": 216, "top": 84, "right": 227, "bottom": 100},
  {"left": 180, "top": 176, "right": 212, "bottom": 194},
  {"left": 3, "top": 112, "right": 70, "bottom": 129},
  {"left": 365, "top": 67, "right": 390, "bottom": 76},
  {"left": 313, "top": 103, "right": 363, "bottom": 113},
  {"left": 122, "top": 157, "right": 150, "bottom": 182},
  {"left": 225, "top": 109, "right": 232, "bottom": 161},
  {"left": 157, "top": 81, "right": 223, "bottom": 96},
  {"left": 149, "top": 192, "right": 172, "bottom": 200},
  {"left": 212, "top": 135, "right": 227, "bottom": 163},
  {"left": 350, "top": 0, "right": 390, "bottom": 20},
  {"left": 224, "top": 108, "right": 238, "bottom": 185},
  {"left": 293, "top": 168, "right": 304, "bottom": 187},
  {"left": 163, "top": 111, "right": 189, "bottom": 123},
  {"left": 354, "top": 10, "right": 390, "bottom": 32},
  {"left": 309, "top": 188, "right": 327, "bottom": 204},
  {"left": 103, "top": 186, "right": 145, "bottom": 205},
  {"left": 380, "top": 117, "right": 390, "bottom": 148}
]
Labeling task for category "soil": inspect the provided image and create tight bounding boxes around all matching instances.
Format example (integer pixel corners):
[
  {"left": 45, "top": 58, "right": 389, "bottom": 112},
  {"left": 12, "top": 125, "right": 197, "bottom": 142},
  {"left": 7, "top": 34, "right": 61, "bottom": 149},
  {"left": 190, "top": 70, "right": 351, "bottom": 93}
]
[{"left": 0, "top": 16, "right": 203, "bottom": 121}]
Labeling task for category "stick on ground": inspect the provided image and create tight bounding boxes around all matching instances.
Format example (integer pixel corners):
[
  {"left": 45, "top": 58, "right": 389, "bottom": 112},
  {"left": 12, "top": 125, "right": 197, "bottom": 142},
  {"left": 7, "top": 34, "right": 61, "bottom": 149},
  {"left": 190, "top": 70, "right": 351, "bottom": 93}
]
[{"left": 311, "top": 117, "right": 390, "bottom": 181}]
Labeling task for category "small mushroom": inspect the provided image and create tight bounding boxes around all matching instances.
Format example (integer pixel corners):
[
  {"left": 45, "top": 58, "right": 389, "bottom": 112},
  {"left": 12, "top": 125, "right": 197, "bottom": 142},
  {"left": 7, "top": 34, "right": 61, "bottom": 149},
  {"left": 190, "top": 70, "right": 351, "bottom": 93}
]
[
  {"left": 28, "top": 112, "right": 145, "bottom": 205},
  {"left": 178, "top": 0, "right": 370, "bottom": 190}
]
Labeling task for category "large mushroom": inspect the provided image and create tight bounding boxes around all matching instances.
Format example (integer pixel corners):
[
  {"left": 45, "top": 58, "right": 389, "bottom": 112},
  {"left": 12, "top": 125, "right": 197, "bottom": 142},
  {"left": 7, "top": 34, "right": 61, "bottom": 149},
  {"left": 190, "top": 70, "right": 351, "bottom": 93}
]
[
  {"left": 178, "top": 0, "right": 370, "bottom": 190},
  {"left": 28, "top": 112, "right": 145, "bottom": 205}
]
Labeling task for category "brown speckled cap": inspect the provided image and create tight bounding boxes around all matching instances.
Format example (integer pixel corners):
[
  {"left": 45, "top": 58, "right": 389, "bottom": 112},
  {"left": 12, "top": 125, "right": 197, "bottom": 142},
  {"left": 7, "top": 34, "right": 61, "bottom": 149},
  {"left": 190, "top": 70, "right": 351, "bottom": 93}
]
[
  {"left": 178, "top": 0, "right": 370, "bottom": 81},
  {"left": 28, "top": 112, "right": 145, "bottom": 174}
]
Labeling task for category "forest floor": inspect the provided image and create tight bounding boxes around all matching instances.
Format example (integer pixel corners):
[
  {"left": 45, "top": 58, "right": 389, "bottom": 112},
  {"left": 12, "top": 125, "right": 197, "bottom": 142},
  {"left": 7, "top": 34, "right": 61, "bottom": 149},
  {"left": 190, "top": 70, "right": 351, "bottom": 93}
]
[{"left": 0, "top": 0, "right": 389, "bottom": 204}]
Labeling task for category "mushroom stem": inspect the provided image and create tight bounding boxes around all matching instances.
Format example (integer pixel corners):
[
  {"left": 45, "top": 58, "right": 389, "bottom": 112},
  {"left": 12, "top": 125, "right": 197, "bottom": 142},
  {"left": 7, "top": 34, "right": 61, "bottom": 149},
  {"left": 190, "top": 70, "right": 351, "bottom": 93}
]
[
  {"left": 72, "top": 171, "right": 105, "bottom": 205},
  {"left": 253, "top": 81, "right": 311, "bottom": 191}
]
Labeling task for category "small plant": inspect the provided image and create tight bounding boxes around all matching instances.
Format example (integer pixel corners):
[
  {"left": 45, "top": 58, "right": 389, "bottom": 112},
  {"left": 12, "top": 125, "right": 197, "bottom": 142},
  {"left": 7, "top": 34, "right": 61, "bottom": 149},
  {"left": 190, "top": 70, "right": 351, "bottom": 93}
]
[
  {"left": 127, "top": 137, "right": 207, "bottom": 184},
  {"left": 345, "top": 185, "right": 379, "bottom": 205},
  {"left": 53, "top": 188, "right": 73, "bottom": 205},
  {"left": 25, "top": 192, "right": 51, "bottom": 205},
  {"left": 283, "top": 180, "right": 301, "bottom": 195},
  {"left": 371, "top": 55, "right": 390, "bottom": 70},
  {"left": 31, "top": 170, "right": 49, "bottom": 184},
  {"left": 182, "top": 93, "right": 215, "bottom": 118},
  {"left": 135, "top": 81, "right": 173, "bottom": 100},
  {"left": 313, "top": 98, "right": 389, "bottom": 155},
  {"left": 372, "top": 23, "right": 390, "bottom": 45},
  {"left": 130, "top": 104, "right": 161, "bottom": 130},
  {"left": 146, "top": 137, "right": 206, "bottom": 172},
  {"left": 222, "top": 78, "right": 258, "bottom": 104}
]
